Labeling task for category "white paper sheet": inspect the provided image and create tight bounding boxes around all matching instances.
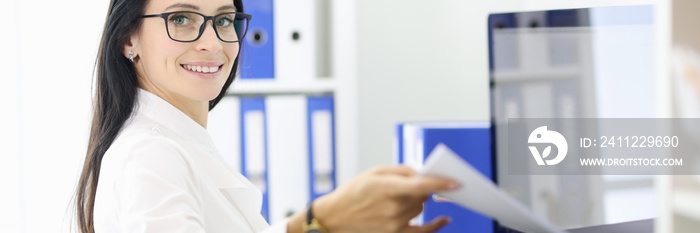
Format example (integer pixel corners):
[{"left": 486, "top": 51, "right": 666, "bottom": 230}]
[{"left": 419, "top": 143, "right": 566, "bottom": 233}]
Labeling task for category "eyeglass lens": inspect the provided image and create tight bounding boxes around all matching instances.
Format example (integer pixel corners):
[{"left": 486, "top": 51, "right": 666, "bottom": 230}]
[{"left": 166, "top": 12, "right": 248, "bottom": 42}]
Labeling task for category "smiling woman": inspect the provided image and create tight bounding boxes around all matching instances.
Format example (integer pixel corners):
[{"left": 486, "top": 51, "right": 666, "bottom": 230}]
[
  {"left": 74, "top": 0, "right": 457, "bottom": 233},
  {"left": 74, "top": 0, "right": 248, "bottom": 231},
  {"left": 127, "top": 1, "right": 246, "bottom": 126}
]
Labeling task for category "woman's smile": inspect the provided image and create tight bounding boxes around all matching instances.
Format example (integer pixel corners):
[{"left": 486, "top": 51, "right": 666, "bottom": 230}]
[{"left": 180, "top": 61, "right": 225, "bottom": 78}]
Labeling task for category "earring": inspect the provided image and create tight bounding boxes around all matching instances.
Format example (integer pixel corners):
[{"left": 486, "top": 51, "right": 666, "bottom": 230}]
[{"left": 128, "top": 52, "right": 134, "bottom": 63}]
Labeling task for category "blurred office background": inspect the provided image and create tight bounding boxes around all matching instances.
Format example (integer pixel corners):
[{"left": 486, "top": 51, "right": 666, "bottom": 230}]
[{"left": 2, "top": 0, "right": 682, "bottom": 232}]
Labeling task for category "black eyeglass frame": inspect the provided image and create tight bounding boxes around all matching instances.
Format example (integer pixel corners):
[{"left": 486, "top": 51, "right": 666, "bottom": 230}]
[{"left": 141, "top": 11, "right": 252, "bottom": 43}]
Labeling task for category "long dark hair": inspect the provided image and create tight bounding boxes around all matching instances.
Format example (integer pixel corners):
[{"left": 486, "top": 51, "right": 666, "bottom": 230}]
[{"left": 74, "top": 0, "right": 243, "bottom": 232}]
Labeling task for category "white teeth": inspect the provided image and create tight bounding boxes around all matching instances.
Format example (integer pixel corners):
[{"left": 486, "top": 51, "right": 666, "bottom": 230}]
[{"left": 183, "top": 65, "right": 220, "bottom": 73}]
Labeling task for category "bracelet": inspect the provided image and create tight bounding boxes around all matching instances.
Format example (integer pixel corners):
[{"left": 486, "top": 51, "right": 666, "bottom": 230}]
[{"left": 302, "top": 201, "right": 328, "bottom": 233}]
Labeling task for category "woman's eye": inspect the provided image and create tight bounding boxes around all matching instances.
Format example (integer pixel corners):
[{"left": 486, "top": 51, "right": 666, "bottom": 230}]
[
  {"left": 170, "top": 15, "right": 190, "bottom": 25},
  {"left": 216, "top": 17, "right": 233, "bottom": 27}
]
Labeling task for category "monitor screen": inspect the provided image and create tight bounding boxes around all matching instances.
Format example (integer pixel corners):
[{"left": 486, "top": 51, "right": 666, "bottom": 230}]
[{"left": 488, "top": 5, "right": 657, "bottom": 229}]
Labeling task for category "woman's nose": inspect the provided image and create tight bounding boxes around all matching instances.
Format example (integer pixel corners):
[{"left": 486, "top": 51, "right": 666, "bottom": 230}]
[{"left": 194, "top": 21, "right": 223, "bottom": 53}]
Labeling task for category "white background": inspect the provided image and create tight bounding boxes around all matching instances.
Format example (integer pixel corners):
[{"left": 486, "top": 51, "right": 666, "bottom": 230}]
[{"left": 2, "top": 0, "right": 108, "bottom": 232}]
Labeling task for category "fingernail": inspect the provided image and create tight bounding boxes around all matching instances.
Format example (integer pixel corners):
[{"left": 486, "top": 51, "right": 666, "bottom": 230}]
[
  {"left": 448, "top": 181, "right": 460, "bottom": 190},
  {"left": 433, "top": 194, "right": 450, "bottom": 202}
]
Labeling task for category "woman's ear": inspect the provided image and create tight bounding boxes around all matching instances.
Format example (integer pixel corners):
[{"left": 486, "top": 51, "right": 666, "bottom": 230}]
[{"left": 123, "top": 34, "right": 140, "bottom": 62}]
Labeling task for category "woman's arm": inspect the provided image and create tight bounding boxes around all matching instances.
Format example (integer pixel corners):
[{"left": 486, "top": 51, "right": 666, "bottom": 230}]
[
  {"left": 284, "top": 207, "right": 307, "bottom": 233},
  {"left": 284, "top": 166, "right": 457, "bottom": 233}
]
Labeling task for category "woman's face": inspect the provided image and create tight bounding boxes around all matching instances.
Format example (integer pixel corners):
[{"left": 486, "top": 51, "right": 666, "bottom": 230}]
[{"left": 128, "top": 0, "right": 239, "bottom": 103}]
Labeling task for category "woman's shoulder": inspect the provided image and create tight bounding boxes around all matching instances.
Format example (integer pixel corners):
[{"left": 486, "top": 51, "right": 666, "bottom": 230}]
[{"left": 103, "top": 114, "right": 191, "bottom": 171}]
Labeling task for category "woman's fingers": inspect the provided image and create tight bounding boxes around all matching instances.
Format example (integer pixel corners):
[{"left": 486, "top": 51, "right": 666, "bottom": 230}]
[
  {"left": 401, "top": 217, "right": 451, "bottom": 233},
  {"left": 369, "top": 166, "right": 460, "bottom": 198},
  {"left": 386, "top": 175, "right": 460, "bottom": 198},
  {"left": 391, "top": 198, "right": 425, "bottom": 222},
  {"left": 314, "top": 166, "right": 459, "bottom": 233},
  {"left": 371, "top": 165, "right": 417, "bottom": 177}
]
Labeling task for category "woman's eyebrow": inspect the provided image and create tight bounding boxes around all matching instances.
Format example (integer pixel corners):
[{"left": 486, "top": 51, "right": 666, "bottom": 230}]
[
  {"left": 164, "top": 3, "right": 199, "bottom": 12},
  {"left": 162, "top": 3, "right": 237, "bottom": 12},
  {"left": 217, "top": 5, "right": 237, "bottom": 12}
]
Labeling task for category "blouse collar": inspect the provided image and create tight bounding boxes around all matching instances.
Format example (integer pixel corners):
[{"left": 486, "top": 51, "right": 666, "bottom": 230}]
[{"left": 134, "top": 88, "right": 215, "bottom": 149}]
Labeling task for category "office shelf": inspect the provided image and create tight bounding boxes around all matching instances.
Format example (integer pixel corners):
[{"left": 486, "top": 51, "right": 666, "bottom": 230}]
[
  {"left": 492, "top": 66, "right": 581, "bottom": 83},
  {"left": 228, "top": 78, "right": 336, "bottom": 96}
]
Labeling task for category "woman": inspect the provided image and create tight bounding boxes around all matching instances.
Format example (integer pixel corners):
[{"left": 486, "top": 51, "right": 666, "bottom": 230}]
[{"left": 75, "top": 0, "right": 459, "bottom": 232}]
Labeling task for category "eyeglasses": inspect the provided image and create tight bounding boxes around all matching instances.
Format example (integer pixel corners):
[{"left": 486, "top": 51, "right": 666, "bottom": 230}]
[{"left": 141, "top": 11, "right": 252, "bottom": 43}]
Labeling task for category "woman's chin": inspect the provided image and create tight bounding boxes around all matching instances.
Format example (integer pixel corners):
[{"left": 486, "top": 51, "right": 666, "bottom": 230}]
[
  {"left": 207, "top": 88, "right": 228, "bottom": 101},
  {"left": 198, "top": 91, "right": 225, "bottom": 102}
]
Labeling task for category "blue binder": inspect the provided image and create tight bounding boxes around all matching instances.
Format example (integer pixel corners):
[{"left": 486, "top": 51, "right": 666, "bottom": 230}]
[
  {"left": 240, "top": 97, "right": 270, "bottom": 221},
  {"left": 240, "top": 0, "right": 274, "bottom": 79},
  {"left": 307, "top": 96, "right": 336, "bottom": 201},
  {"left": 394, "top": 124, "right": 404, "bottom": 164},
  {"left": 396, "top": 122, "right": 493, "bottom": 233}
]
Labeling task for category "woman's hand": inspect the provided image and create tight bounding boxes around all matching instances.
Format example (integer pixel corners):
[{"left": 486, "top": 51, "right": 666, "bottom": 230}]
[{"left": 312, "top": 165, "right": 459, "bottom": 233}]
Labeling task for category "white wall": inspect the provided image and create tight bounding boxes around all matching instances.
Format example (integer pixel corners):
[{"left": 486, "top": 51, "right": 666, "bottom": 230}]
[
  {"left": 354, "top": 0, "right": 522, "bottom": 171},
  {"left": 1, "top": 0, "right": 22, "bottom": 232},
  {"left": 4, "top": 0, "right": 108, "bottom": 232}
]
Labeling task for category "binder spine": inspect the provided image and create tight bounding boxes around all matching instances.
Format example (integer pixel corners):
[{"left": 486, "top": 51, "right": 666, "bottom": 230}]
[
  {"left": 266, "top": 96, "right": 310, "bottom": 224},
  {"left": 240, "top": 0, "right": 275, "bottom": 79},
  {"left": 394, "top": 124, "right": 404, "bottom": 164},
  {"left": 240, "top": 96, "right": 270, "bottom": 221},
  {"left": 307, "top": 96, "right": 336, "bottom": 200}
]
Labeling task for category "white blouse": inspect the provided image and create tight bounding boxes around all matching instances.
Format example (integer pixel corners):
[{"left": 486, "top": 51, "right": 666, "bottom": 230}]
[{"left": 94, "top": 89, "right": 287, "bottom": 233}]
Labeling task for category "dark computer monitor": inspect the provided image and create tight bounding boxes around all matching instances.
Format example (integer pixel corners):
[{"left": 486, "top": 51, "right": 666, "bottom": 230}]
[{"left": 488, "top": 5, "right": 658, "bottom": 230}]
